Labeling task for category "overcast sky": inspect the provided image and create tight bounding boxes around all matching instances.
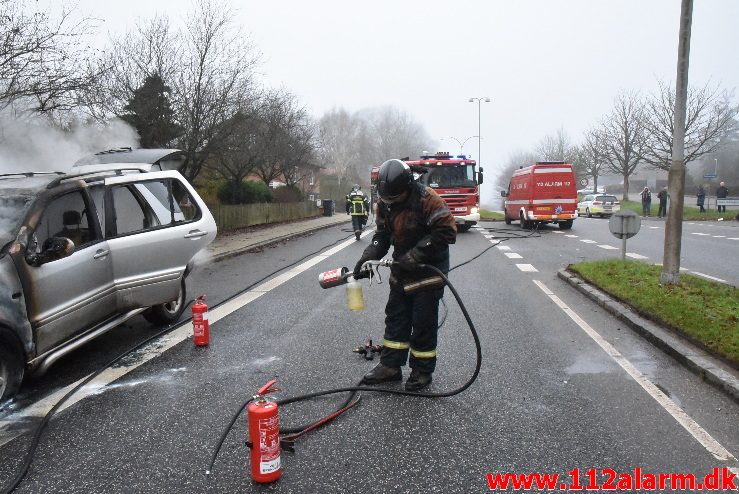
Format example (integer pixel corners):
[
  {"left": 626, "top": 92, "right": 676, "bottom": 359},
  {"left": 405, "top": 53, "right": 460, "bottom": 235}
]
[{"left": 76, "top": 0, "right": 738, "bottom": 196}]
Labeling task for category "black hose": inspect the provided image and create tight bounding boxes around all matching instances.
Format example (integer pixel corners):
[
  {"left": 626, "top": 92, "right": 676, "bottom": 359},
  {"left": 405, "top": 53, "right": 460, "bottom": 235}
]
[
  {"left": 0, "top": 230, "right": 356, "bottom": 494},
  {"left": 205, "top": 264, "right": 482, "bottom": 475}
]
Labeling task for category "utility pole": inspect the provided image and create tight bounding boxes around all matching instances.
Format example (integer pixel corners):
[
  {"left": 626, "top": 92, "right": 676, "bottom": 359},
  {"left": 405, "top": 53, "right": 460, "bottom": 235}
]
[{"left": 661, "top": 0, "right": 693, "bottom": 285}]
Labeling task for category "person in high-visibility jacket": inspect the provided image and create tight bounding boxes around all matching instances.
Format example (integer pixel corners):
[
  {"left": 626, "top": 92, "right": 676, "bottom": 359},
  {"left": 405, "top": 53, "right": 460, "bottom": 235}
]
[
  {"left": 346, "top": 184, "right": 370, "bottom": 240},
  {"left": 353, "top": 160, "right": 457, "bottom": 391}
]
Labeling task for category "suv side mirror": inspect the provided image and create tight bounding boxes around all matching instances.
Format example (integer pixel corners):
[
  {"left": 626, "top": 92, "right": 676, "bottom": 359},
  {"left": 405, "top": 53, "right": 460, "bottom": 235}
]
[
  {"left": 500, "top": 190, "right": 507, "bottom": 197},
  {"left": 477, "top": 172, "right": 484, "bottom": 185},
  {"left": 26, "top": 237, "right": 75, "bottom": 266}
]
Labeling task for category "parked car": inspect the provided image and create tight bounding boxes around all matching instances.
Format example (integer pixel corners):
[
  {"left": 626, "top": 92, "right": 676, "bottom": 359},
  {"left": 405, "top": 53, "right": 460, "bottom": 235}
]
[
  {"left": 0, "top": 156, "right": 216, "bottom": 401},
  {"left": 577, "top": 194, "right": 620, "bottom": 217}
]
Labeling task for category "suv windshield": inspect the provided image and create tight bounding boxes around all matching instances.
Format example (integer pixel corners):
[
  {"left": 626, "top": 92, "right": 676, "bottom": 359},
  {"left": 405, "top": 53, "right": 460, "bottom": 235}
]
[
  {"left": 422, "top": 164, "right": 476, "bottom": 188},
  {"left": 0, "top": 196, "right": 32, "bottom": 246}
]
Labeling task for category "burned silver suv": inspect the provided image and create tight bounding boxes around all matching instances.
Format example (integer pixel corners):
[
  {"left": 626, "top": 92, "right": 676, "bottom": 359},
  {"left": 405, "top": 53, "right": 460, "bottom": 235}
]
[{"left": 0, "top": 151, "right": 216, "bottom": 401}]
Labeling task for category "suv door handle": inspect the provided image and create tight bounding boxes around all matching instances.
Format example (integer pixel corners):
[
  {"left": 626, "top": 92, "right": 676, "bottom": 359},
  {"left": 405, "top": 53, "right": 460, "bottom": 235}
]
[
  {"left": 93, "top": 249, "right": 110, "bottom": 259},
  {"left": 184, "top": 230, "right": 208, "bottom": 239}
]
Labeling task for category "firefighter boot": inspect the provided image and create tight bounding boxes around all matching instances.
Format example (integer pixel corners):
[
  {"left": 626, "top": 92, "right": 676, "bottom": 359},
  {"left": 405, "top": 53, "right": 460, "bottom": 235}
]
[
  {"left": 362, "top": 363, "right": 402, "bottom": 384},
  {"left": 405, "top": 369, "right": 432, "bottom": 391}
]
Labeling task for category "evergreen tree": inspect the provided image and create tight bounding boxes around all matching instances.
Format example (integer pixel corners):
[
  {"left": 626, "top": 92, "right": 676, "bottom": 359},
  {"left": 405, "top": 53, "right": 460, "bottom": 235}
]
[{"left": 122, "top": 74, "right": 182, "bottom": 148}]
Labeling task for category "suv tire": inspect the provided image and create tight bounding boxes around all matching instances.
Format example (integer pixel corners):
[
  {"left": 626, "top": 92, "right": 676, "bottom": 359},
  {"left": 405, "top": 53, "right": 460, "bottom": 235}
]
[
  {"left": 143, "top": 278, "right": 187, "bottom": 326},
  {"left": 0, "top": 336, "right": 24, "bottom": 401}
]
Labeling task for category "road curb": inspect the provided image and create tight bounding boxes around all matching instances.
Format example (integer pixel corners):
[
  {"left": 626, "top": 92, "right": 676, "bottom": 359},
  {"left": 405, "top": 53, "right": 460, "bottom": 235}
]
[
  {"left": 211, "top": 218, "right": 352, "bottom": 263},
  {"left": 557, "top": 269, "right": 739, "bottom": 405}
]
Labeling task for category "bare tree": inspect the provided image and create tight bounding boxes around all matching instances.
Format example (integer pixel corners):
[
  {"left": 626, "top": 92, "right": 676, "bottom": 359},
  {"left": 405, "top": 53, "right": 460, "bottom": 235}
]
[
  {"left": 642, "top": 80, "right": 738, "bottom": 170},
  {"left": 535, "top": 127, "right": 576, "bottom": 162},
  {"left": 210, "top": 110, "right": 261, "bottom": 186},
  {"left": 318, "top": 108, "right": 362, "bottom": 192},
  {"left": 174, "top": 0, "right": 260, "bottom": 182},
  {"left": 575, "top": 127, "right": 609, "bottom": 191},
  {"left": 495, "top": 150, "right": 538, "bottom": 190},
  {"left": 86, "top": 15, "right": 180, "bottom": 121},
  {"left": 601, "top": 91, "right": 649, "bottom": 200},
  {"left": 0, "top": 0, "right": 100, "bottom": 114}
]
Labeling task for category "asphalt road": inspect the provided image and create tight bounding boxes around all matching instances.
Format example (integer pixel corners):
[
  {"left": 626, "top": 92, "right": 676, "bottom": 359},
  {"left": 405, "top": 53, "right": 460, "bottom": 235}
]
[{"left": 0, "top": 221, "right": 737, "bottom": 493}]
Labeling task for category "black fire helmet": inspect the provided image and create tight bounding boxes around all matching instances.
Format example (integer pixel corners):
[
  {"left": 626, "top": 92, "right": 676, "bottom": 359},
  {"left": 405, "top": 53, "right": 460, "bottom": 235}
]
[{"left": 377, "top": 159, "right": 412, "bottom": 203}]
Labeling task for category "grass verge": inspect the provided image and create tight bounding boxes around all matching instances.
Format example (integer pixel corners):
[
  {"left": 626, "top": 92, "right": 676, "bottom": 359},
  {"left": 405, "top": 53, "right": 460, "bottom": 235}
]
[
  {"left": 568, "top": 259, "right": 738, "bottom": 366},
  {"left": 480, "top": 209, "right": 504, "bottom": 220},
  {"left": 620, "top": 200, "right": 736, "bottom": 221}
]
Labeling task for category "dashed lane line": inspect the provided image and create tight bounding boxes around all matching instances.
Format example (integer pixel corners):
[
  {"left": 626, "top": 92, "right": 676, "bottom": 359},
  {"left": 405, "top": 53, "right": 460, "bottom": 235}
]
[
  {"left": 533, "top": 280, "right": 737, "bottom": 464},
  {"left": 496, "top": 245, "right": 511, "bottom": 250},
  {"left": 598, "top": 245, "right": 619, "bottom": 250},
  {"left": 626, "top": 253, "right": 649, "bottom": 260},
  {"left": 580, "top": 239, "right": 597, "bottom": 244},
  {"left": 516, "top": 264, "right": 538, "bottom": 272},
  {"left": 504, "top": 252, "right": 523, "bottom": 259}
]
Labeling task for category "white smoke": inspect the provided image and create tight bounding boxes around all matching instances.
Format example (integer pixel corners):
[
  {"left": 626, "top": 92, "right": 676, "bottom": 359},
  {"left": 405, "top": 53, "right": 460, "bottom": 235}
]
[{"left": 0, "top": 112, "right": 140, "bottom": 174}]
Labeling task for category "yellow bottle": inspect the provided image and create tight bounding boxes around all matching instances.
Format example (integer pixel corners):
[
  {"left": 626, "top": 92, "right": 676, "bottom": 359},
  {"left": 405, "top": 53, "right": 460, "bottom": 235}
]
[{"left": 346, "top": 276, "right": 365, "bottom": 311}]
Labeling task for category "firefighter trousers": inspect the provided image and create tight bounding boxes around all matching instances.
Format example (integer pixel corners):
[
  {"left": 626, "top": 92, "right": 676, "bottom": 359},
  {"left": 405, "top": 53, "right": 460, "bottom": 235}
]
[{"left": 380, "top": 282, "right": 444, "bottom": 373}]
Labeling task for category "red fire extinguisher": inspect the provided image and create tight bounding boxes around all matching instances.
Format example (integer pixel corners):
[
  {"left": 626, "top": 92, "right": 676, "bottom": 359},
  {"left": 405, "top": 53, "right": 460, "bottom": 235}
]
[
  {"left": 192, "top": 295, "right": 209, "bottom": 346},
  {"left": 247, "top": 380, "right": 282, "bottom": 483}
]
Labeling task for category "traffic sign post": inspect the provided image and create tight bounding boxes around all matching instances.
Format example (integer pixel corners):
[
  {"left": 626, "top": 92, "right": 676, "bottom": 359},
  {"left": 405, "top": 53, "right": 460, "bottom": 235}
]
[{"left": 609, "top": 210, "right": 641, "bottom": 261}]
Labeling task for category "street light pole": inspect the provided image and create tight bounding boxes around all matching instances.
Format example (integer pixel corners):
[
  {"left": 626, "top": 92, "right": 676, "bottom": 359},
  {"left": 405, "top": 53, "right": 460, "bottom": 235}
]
[
  {"left": 441, "top": 135, "right": 479, "bottom": 155},
  {"left": 468, "top": 97, "right": 490, "bottom": 168}
]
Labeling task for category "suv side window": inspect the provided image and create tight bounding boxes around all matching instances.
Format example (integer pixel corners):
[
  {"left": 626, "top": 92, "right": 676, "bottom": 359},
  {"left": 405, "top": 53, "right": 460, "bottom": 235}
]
[
  {"left": 36, "top": 191, "right": 98, "bottom": 250},
  {"left": 111, "top": 185, "right": 158, "bottom": 236},
  {"left": 108, "top": 179, "right": 200, "bottom": 237}
]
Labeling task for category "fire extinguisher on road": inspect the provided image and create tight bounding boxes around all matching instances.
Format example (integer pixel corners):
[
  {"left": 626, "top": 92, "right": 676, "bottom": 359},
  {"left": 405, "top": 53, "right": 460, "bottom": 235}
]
[
  {"left": 247, "top": 380, "right": 282, "bottom": 483},
  {"left": 192, "top": 295, "right": 210, "bottom": 346}
]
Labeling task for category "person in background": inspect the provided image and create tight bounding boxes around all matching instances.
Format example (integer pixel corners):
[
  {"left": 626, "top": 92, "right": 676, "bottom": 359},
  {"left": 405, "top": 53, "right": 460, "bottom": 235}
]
[
  {"left": 640, "top": 187, "right": 652, "bottom": 217},
  {"left": 716, "top": 181, "right": 729, "bottom": 213},
  {"left": 696, "top": 185, "right": 706, "bottom": 213},
  {"left": 657, "top": 187, "right": 668, "bottom": 218}
]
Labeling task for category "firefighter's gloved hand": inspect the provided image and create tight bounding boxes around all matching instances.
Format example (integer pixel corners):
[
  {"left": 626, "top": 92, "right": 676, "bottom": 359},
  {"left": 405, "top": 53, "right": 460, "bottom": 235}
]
[
  {"left": 394, "top": 251, "right": 420, "bottom": 272},
  {"left": 353, "top": 255, "right": 374, "bottom": 280}
]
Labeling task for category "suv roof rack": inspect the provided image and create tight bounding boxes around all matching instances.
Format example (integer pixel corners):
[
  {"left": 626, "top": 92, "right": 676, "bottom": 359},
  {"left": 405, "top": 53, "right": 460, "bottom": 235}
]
[
  {"left": 0, "top": 172, "right": 65, "bottom": 179},
  {"left": 47, "top": 167, "right": 150, "bottom": 189}
]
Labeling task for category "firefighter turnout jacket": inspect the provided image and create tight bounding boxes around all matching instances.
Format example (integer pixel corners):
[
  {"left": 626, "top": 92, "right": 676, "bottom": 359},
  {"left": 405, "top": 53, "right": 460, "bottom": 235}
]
[
  {"left": 346, "top": 191, "right": 370, "bottom": 216},
  {"left": 362, "top": 182, "right": 457, "bottom": 285}
]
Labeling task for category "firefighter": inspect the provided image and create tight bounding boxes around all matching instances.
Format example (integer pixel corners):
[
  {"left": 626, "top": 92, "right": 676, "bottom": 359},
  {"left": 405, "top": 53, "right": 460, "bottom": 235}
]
[
  {"left": 346, "top": 184, "right": 370, "bottom": 239},
  {"left": 353, "top": 159, "right": 457, "bottom": 391}
]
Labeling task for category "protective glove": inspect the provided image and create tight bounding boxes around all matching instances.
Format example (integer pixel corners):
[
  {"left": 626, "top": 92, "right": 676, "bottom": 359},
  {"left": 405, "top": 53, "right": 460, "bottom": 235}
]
[
  {"left": 353, "top": 254, "right": 374, "bottom": 279},
  {"left": 394, "top": 250, "right": 420, "bottom": 272}
]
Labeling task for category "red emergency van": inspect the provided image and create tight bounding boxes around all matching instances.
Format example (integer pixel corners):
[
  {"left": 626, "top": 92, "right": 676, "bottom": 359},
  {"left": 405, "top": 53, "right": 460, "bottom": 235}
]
[{"left": 501, "top": 161, "right": 578, "bottom": 229}]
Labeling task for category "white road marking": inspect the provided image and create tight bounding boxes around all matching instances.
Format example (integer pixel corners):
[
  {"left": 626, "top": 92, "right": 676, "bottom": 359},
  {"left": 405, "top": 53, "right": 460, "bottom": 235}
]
[
  {"left": 533, "top": 280, "right": 737, "bottom": 463},
  {"left": 516, "top": 264, "right": 538, "bottom": 272},
  {"left": 598, "top": 245, "right": 619, "bottom": 250},
  {"left": 0, "top": 229, "right": 374, "bottom": 444},
  {"left": 504, "top": 252, "right": 523, "bottom": 259},
  {"left": 712, "top": 235, "right": 725, "bottom": 238},
  {"left": 729, "top": 238, "right": 739, "bottom": 241},
  {"left": 565, "top": 234, "right": 578, "bottom": 238},
  {"left": 484, "top": 234, "right": 494, "bottom": 239},
  {"left": 580, "top": 239, "right": 597, "bottom": 244},
  {"left": 626, "top": 253, "right": 649, "bottom": 260},
  {"left": 691, "top": 233, "right": 711, "bottom": 236},
  {"left": 552, "top": 231, "right": 564, "bottom": 234},
  {"left": 690, "top": 272, "right": 727, "bottom": 283},
  {"left": 496, "top": 245, "right": 511, "bottom": 251}
]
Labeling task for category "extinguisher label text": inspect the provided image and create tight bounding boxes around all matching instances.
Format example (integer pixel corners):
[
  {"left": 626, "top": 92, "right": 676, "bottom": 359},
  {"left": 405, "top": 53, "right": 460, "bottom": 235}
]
[{"left": 261, "top": 457, "right": 281, "bottom": 475}]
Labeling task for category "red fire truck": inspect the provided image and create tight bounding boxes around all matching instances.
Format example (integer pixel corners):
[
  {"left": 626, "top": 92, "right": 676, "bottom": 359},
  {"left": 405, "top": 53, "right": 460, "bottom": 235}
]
[{"left": 370, "top": 152, "right": 483, "bottom": 232}]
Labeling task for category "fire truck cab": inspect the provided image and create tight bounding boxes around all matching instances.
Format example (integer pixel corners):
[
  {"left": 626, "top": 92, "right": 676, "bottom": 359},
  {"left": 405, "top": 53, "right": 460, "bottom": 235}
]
[
  {"left": 371, "top": 152, "right": 482, "bottom": 232},
  {"left": 501, "top": 161, "right": 577, "bottom": 230}
]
